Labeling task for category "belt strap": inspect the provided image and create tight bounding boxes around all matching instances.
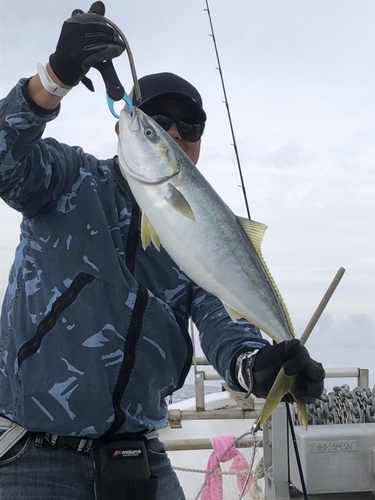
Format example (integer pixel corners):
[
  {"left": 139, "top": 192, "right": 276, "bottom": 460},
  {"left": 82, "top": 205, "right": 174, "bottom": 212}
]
[
  {"left": 46, "top": 429, "right": 160, "bottom": 452},
  {"left": 0, "top": 416, "right": 28, "bottom": 458},
  {"left": 144, "top": 429, "right": 159, "bottom": 441},
  {"left": 45, "top": 433, "right": 93, "bottom": 453},
  {"left": 0, "top": 416, "right": 160, "bottom": 455}
]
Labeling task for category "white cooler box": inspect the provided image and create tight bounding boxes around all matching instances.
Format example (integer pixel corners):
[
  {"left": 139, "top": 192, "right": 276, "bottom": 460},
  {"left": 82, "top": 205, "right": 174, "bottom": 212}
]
[{"left": 289, "top": 423, "right": 375, "bottom": 494}]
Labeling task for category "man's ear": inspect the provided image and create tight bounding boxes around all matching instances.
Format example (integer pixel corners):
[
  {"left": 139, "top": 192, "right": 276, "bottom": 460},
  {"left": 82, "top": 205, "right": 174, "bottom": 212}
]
[{"left": 115, "top": 121, "right": 119, "bottom": 135}]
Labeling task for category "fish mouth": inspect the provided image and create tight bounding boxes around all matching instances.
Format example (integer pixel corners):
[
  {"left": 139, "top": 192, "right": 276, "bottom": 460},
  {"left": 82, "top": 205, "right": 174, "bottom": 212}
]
[
  {"left": 129, "top": 108, "right": 141, "bottom": 132},
  {"left": 118, "top": 107, "right": 141, "bottom": 133}
]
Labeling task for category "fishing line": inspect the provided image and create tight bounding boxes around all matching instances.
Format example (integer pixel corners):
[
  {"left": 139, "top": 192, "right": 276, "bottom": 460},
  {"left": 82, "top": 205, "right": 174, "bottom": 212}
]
[
  {"left": 286, "top": 404, "right": 309, "bottom": 499},
  {"left": 204, "top": 3, "right": 310, "bottom": 497},
  {"left": 203, "top": 0, "right": 251, "bottom": 220}
]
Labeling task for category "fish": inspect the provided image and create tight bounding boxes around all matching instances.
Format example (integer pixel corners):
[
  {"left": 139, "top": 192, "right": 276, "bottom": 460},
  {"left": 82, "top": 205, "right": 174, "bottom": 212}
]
[{"left": 116, "top": 106, "right": 308, "bottom": 429}]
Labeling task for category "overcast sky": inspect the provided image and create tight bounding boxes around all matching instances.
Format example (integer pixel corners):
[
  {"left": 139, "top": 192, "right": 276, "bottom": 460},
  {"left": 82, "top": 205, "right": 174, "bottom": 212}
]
[{"left": 1, "top": 0, "right": 374, "bottom": 390}]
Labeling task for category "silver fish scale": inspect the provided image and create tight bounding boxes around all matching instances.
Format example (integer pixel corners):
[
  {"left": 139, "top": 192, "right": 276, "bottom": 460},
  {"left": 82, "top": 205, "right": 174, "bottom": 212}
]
[{"left": 293, "top": 385, "right": 375, "bottom": 425}]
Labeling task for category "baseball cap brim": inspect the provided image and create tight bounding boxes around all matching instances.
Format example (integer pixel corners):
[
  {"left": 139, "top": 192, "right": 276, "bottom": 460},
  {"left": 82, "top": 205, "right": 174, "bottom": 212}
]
[{"left": 132, "top": 72, "right": 207, "bottom": 123}]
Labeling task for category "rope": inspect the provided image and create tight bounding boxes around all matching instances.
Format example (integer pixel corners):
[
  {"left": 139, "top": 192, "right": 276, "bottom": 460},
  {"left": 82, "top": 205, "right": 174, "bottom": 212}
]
[{"left": 173, "top": 466, "right": 252, "bottom": 475}]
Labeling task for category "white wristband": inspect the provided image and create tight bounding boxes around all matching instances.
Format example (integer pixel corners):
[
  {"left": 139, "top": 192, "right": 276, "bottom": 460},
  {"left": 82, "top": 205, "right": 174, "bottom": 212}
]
[{"left": 36, "top": 63, "right": 71, "bottom": 98}]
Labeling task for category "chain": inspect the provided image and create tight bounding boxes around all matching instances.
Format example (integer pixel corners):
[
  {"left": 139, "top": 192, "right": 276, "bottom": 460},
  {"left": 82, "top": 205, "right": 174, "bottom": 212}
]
[{"left": 294, "top": 385, "right": 375, "bottom": 425}]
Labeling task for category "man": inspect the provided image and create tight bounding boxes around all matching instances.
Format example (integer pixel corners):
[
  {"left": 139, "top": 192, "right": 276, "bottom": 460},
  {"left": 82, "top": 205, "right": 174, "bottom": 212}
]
[{"left": 0, "top": 3, "right": 324, "bottom": 499}]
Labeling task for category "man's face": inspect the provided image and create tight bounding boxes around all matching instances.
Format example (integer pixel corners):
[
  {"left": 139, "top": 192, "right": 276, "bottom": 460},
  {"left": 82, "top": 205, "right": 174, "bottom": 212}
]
[{"left": 141, "top": 100, "right": 203, "bottom": 165}]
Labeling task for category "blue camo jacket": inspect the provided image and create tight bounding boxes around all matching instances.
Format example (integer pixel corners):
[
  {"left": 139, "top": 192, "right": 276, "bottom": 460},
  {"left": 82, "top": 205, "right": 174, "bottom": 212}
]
[{"left": 0, "top": 79, "right": 269, "bottom": 438}]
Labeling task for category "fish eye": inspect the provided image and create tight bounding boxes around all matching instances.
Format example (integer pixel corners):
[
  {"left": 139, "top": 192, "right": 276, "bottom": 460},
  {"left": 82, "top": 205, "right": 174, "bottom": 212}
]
[{"left": 144, "top": 127, "right": 155, "bottom": 139}]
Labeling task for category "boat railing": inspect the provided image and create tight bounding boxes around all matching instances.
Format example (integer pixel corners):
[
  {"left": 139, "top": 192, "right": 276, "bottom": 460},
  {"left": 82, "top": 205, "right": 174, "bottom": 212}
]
[
  {"left": 166, "top": 354, "right": 371, "bottom": 434},
  {"left": 192, "top": 356, "right": 369, "bottom": 411}
]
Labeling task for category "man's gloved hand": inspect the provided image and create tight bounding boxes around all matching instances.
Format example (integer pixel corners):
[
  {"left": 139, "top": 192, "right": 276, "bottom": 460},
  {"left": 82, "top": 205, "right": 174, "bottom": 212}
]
[
  {"left": 49, "top": 2, "right": 125, "bottom": 87},
  {"left": 239, "top": 339, "right": 325, "bottom": 403}
]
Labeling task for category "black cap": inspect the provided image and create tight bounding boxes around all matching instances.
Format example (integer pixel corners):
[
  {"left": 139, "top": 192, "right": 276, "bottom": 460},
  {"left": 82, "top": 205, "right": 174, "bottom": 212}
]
[{"left": 132, "top": 72, "right": 206, "bottom": 123}]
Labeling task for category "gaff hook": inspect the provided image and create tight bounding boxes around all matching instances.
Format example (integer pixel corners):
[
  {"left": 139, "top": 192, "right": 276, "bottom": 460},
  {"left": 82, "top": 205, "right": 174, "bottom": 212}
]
[
  {"left": 106, "top": 92, "right": 133, "bottom": 118},
  {"left": 86, "top": 13, "right": 142, "bottom": 117}
]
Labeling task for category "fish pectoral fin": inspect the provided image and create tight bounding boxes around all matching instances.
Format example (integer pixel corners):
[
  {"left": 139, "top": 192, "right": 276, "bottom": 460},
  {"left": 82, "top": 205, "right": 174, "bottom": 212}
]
[
  {"left": 223, "top": 303, "right": 244, "bottom": 322},
  {"left": 258, "top": 368, "right": 295, "bottom": 428},
  {"left": 165, "top": 184, "right": 195, "bottom": 221},
  {"left": 140, "top": 212, "right": 161, "bottom": 251}
]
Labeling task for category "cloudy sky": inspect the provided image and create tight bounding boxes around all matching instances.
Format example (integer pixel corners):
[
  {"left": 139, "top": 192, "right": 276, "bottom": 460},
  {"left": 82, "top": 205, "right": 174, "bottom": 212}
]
[{"left": 1, "top": 0, "right": 374, "bottom": 389}]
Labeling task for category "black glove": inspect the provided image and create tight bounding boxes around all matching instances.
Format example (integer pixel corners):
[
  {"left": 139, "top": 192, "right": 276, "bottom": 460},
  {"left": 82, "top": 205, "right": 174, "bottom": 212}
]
[
  {"left": 49, "top": 2, "right": 125, "bottom": 87},
  {"left": 241, "top": 339, "right": 325, "bottom": 403}
]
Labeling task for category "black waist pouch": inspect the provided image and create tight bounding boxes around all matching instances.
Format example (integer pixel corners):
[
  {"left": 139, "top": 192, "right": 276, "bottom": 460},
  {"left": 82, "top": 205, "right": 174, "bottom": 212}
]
[{"left": 93, "top": 435, "right": 158, "bottom": 500}]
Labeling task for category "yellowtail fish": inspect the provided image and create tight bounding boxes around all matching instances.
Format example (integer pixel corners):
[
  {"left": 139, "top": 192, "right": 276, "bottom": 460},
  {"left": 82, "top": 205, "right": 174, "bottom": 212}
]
[{"left": 117, "top": 107, "right": 307, "bottom": 429}]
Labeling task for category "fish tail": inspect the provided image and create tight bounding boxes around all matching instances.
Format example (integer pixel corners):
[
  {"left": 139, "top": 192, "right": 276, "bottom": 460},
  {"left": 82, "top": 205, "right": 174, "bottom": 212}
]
[
  {"left": 257, "top": 368, "right": 308, "bottom": 429},
  {"left": 258, "top": 369, "right": 294, "bottom": 428},
  {"left": 295, "top": 399, "right": 308, "bottom": 429}
]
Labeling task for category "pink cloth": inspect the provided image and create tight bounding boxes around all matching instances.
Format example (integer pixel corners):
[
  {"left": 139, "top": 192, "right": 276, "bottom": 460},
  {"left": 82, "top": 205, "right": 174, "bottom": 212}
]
[{"left": 201, "top": 434, "right": 253, "bottom": 500}]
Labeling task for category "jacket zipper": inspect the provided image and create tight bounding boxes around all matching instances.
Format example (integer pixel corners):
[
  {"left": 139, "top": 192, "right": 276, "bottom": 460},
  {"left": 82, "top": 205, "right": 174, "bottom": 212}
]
[
  {"left": 108, "top": 201, "right": 195, "bottom": 434},
  {"left": 17, "top": 272, "right": 94, "bottom": 368},
  {"left": 173, "top": 316, "right": 194, "bottom": 393},
  {"left": 125, "top": 202, "right": 140, "bottom": 272},
  {"left": 104, "top": 281, "right": 148, "bottom": 436},
  {"left": 104, "top": 203, "right": 148, "bottom": 436}
]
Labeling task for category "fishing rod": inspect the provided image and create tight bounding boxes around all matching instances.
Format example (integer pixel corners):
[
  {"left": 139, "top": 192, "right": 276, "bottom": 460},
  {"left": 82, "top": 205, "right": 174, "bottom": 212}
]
[
  {"left": 203, "top": 4, "right": 310, "bottom": 499},
  {"left": 203, "top": 0, "right": 251, "bottom": 220}
]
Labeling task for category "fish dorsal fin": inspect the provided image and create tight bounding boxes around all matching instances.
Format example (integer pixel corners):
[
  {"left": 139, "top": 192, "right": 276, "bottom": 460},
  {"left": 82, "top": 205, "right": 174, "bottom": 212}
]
[
  {"left": 237, "top": 216, "right": 295, "bottom": 338},
  {"left": 237, "top": 217, "right": 267, "bottom": 252},
  {"left": 140, "top": 212, "right": 161, "bottom": 251},
  {"left": 165, "top": 183, "right": 195, "bottom": 221}
]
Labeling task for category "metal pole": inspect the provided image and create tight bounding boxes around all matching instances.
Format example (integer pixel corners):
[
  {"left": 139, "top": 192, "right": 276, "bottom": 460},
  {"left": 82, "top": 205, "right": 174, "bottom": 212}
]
[{"left": 164, "top": 436, "right": 263, "bottom": 451}]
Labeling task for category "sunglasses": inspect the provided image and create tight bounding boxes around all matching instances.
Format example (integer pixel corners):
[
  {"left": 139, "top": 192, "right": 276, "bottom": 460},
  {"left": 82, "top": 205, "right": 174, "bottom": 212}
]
[{"left": 147, "top": 113, "right": 205, "bottom": 142}]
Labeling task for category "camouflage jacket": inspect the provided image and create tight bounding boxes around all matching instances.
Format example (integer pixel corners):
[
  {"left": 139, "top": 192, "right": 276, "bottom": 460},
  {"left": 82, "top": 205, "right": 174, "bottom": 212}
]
[{"left": 0, "top": 79, "right": 268, "bottom": 438}]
